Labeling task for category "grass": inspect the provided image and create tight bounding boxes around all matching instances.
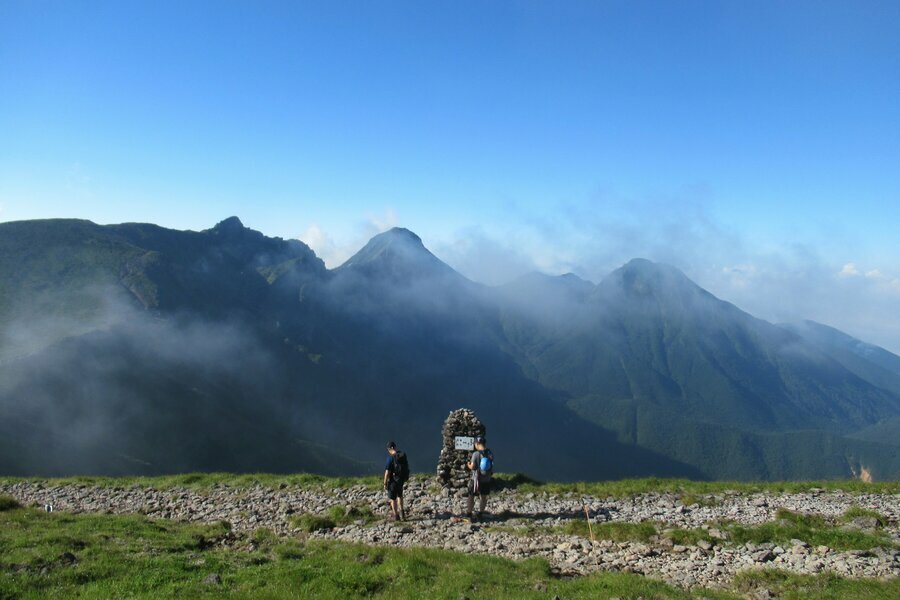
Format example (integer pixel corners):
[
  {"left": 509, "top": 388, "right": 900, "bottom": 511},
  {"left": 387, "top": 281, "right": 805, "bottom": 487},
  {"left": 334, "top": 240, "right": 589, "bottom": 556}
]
[
  {"left": 290, "top": 504, "right": 379, "bottom": 533},
  {"left": 841, "top": 506, "right": 886, "bottom": 526},
  {"left": 5, "top": 473, "right": 898, "bottom": 497},
  {"left": 720, "top": 508, "right": 895, "bottom": 551},
  {"left": 734, "top": 569, "right": 900, "bottom": 600},
  {"left": 0, "top": 503, "right": 736, "bottom": 599},
  {"left": 666, "top": 527, "right": 715, "bottom": 547},
  {"left": 521, "top": 505, "right": 896, "bottom": 551},
  {"left": 2, "top": 503, "right": 897, "bottom": 599},
  {"left": 678, "top": 493, "right": 720, "bottom": 508},
  {"left": 0, "top": 494, "right": 22, "bottom": 511},
  {"left": 503, "top": 475, "right": 900, "bottom": 497},
  {"left": 0, "top": 472, "right": 385, "bottom": 492},
  {"left": 562, "top": 520, "right": 659, "bottom": 543}
]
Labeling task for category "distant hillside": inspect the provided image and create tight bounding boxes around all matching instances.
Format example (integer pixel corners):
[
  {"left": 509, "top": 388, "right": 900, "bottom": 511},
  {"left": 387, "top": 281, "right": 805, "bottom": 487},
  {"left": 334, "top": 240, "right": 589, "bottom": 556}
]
[{"left": 1, "top": 217, "right": 898, "bottom": 480}]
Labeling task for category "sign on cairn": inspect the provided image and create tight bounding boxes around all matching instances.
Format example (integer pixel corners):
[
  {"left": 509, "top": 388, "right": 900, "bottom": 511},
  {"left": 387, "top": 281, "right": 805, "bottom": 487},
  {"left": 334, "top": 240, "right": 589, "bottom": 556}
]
[{"left": 436, "top": 408, "right": 485, "bottom": 496}]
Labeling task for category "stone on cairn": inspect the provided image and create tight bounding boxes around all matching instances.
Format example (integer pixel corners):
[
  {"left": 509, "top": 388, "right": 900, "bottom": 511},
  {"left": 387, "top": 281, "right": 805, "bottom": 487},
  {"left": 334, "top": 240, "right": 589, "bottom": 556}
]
[{"left": 436, "top": 408, "right": 485, "bottom": 495}]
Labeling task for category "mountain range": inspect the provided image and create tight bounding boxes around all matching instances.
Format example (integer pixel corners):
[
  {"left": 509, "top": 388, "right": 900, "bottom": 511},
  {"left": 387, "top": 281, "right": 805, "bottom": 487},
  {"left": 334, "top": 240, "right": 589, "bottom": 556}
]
[{"left": 1, "top": 217, "right": 898, "bottom": 481}]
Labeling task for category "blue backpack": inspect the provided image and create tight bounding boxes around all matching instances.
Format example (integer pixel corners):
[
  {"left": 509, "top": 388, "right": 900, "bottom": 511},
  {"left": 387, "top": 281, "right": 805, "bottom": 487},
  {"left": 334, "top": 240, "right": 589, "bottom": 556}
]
[{"left": 479, "top": 449, "right": 493, "bottom": 474}]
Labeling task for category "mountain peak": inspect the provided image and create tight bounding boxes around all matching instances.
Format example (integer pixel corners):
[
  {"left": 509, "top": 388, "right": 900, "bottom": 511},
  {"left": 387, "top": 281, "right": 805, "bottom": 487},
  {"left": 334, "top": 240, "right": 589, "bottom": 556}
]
[
  {"left": 337, "top": 227, "right": 458, "bottom": 281},
  {"left": 210, "top": 216, "right": 246, "bottom": 236},
  {"left": 615, "top": 258, "right": 690, "bottom": 283},
  {"left": 380, "top": 227, "right": 423, "bottom": 244},
  {"left": 601, "top": 258, "right": 709, "bottom": 302}
]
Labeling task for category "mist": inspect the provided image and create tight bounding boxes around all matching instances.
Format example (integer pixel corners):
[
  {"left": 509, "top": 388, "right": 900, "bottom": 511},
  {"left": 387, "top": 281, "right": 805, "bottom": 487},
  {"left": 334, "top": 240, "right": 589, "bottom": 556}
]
[{"left": 423, "top": 193, "right": 900, "bottom": 355}]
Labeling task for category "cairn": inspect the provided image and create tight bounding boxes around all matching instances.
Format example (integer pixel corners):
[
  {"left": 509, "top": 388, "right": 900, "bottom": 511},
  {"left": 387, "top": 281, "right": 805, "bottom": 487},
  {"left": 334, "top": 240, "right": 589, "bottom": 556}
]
[{"left": 436, "top": 408, "right": 485, "bottom": 495}]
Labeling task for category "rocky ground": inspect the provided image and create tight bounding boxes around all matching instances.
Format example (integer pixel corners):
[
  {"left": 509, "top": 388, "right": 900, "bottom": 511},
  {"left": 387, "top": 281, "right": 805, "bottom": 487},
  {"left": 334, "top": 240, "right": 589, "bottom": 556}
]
[{"left": 2, "top": 479, "right": 897, "bottom": 591}]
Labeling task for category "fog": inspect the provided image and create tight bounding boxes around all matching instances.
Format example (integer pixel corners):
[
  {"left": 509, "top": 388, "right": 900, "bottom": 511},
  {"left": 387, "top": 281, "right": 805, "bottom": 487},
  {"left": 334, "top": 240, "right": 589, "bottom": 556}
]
[{"left": 424, "top": 194, "right": 900, "bottom": 355}]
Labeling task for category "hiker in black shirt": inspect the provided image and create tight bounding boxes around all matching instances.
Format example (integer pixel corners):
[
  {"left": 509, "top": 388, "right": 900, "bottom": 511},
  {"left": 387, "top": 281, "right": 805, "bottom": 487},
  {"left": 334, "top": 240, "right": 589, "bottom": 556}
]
[{"left": 383, "top": 441, "right": 409, "bottom": 521}]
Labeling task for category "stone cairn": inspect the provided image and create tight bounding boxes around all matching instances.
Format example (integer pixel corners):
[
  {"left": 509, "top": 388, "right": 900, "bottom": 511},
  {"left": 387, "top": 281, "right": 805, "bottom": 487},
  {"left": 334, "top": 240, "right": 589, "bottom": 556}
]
[{"left": 436, "top": 408, "right": 485, "bottom": 496}]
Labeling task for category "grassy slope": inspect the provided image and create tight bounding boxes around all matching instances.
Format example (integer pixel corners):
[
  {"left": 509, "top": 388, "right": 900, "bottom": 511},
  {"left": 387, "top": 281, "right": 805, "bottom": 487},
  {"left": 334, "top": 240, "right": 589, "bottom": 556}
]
[
  {"left": 3, "top": 501, "right": 898, "bottom": 600},
  {"left": 3, "top": 473, "right": 899, "bottom": 495},
  {"left": 0, "top": 503, "right": 720, "bottom": 600}
]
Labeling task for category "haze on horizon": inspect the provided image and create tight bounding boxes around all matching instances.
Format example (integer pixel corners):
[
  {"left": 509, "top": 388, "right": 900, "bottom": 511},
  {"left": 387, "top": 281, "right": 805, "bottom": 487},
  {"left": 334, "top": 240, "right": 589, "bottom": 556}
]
[{"left": 1, "top": 1, "right": 898, "bottom": 353}]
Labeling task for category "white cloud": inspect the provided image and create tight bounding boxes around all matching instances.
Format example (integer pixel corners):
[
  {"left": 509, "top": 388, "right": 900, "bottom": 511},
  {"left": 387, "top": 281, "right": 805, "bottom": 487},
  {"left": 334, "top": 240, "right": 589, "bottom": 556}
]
[
  {"left": 365, "top": 208, "right": 398, "bottom": 233},
  {"left": 299, "top": 223, "right": 343, "bottom": 267},
  {"left": 721, "top": 264, "right": 758, "bottom": 289},
  {"left": 839, "top": 262, "right": 860, "bottom": 277},
  {"left": 300, "top": 193, "right": 900, "bottom": 353},
  {"left": 422, "top": 190, "right": 900, "bottom": 354},
  {"left": 434, "top": 227, "right": 540, "bottom": 286},
  {"left": 298, "top": 208, "right": 401, "bottom": 268}
]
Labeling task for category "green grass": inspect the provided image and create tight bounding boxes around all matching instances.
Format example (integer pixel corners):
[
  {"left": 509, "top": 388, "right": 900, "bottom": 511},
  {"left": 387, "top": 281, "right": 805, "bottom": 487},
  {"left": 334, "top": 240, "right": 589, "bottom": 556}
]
[
  {"left": 503, "top": 475, "right": 900, "bottom": 497},
  {"left": 0, "top": 503, "right": 734, "bottom": 599},
  {"left": 2, "top": 503, "right": 898, "bottom": 599},
  {"left": 562, "top": 520, "right": 659, "bottom": 543},
  {"left": 5, "top": 473, "right": 897, "bottom": 497},
  {"left": 0, "top": 472, "right": 386, "bottom": 492},
  {"left": 665, "top": 527, "right": 715, "bottom": 547},
  {"left": 290, "top": 505, "right": 379, "bottom": 532},
  {"left": 678, "top": 493, "right": 720, "bottom": 508},
  {"left": 0, "top": 494, "right": 22, "bottom": 511},
  {"left": 841, "top": 506, "right": 886, "bottom": 526},
  {"left": 721, "top": 508, "right": 895, "bottom": 551},
  {"left": 734, "top": 569, "right": 900, "bottom": 600},
  {"left": 544, "top": 505, "right": 896, "bottom": 550}
]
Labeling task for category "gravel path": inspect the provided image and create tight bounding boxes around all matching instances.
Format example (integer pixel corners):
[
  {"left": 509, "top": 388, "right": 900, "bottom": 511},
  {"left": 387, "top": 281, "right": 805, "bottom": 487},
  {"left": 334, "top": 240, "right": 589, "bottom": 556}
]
[{"left": 3, "top": 480, "right": 897, "bottom": 590}]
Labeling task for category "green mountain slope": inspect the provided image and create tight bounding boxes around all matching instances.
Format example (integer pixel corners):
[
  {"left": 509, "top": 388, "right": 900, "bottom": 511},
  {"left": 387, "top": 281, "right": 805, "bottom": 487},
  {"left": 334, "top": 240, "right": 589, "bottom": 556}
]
[
  {"left": 0, "top": 219, "right": 698, "bottom": 480},
  {"left": 494, "top": 260, "right": 900, "bottom": 479},
  {"left": 1, "top": 218, "right": 898, "bottom": 480}
]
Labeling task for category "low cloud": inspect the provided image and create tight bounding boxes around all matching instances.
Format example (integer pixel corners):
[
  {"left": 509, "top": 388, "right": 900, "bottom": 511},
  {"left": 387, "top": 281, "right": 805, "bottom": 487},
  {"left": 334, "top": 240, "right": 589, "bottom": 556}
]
[
  {"left": 433, "top": 227, "right": 539, "bottom": 286},
  {"left": 295, "top": 195, "right": 900, "bottom": 354},
  {"left": 431, "top": 190, "right": 900, "bottom": 354},
  {"left": 300, "top": 208, "right": 399, "bottom": 268}
]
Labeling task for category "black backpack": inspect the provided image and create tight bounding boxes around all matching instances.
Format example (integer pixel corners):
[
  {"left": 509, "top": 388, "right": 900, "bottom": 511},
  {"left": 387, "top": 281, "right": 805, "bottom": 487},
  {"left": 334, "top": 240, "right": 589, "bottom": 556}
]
[{"left": 392, "top": 451, "right": 410, "bottom": 483}]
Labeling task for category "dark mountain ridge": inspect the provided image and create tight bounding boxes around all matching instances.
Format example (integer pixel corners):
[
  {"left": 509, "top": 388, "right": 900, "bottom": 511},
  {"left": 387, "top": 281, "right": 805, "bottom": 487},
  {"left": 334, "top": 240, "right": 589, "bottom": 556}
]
[{"left": 1, "top": 217, "right": 898, "bottom": 480}]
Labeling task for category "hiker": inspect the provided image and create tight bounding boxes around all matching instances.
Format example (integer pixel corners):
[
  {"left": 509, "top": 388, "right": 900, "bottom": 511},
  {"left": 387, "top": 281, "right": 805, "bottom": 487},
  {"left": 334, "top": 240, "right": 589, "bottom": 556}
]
[
  {"left": 466, "top": 436, "right": 493, "bottom": 521},
  {"left": 383, "top": 441, "right": 410, "bottom": 521}
]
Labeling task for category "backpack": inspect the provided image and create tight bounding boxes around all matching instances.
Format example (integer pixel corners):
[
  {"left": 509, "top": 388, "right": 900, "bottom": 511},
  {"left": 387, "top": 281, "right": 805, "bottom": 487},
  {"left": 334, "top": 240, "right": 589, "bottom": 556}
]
[
  {"left": 392, "top": 451, "right": 410, "bottom": 483},
  {"left": 478, "top": 449, "right": 493, "bottom": 475}
]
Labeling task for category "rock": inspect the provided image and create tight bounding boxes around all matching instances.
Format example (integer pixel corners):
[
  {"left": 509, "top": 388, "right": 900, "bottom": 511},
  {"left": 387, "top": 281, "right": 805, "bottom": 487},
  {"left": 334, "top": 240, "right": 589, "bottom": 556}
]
[
  {"left": 754, "top": 550, "right": 775, "bottom": 563},
  {"left": 436, "top": 409, "right": 486, "bottom": 491},
  {"left": 697, "top": 539, "right": 713, "bottom": 552},
  {"left": 846, "top": 516, "right": 882, "bottom": 530},
  {"left": 203, "top": 573, "right": 222, "bottom": 585}
]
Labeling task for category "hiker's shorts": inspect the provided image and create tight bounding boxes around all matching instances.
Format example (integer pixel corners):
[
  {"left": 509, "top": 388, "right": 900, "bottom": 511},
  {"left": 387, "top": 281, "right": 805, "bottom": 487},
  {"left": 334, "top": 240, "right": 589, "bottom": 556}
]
[
  {"left": 468, "top": 479, "right": 491, "bottom": 497},
  {"left": 386, "top": 480, "right": 404, "bottom": 500}
]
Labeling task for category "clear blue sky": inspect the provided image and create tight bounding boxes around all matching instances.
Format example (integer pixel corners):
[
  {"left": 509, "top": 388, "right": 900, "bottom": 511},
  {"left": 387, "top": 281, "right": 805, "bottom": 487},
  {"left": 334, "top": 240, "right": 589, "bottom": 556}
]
[{"left": 2, "top": 1, "right": 899, "bottom": 349}]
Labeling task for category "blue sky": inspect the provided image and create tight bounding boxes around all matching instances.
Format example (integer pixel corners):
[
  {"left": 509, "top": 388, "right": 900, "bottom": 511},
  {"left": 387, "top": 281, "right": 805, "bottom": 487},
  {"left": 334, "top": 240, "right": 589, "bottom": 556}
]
[{"left": 1, "top": 1, "right": 899, "bottom": 350}]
